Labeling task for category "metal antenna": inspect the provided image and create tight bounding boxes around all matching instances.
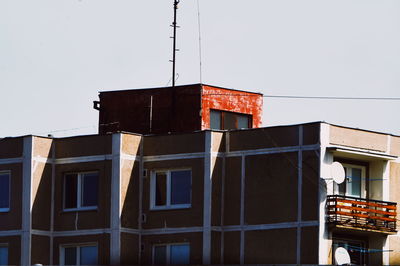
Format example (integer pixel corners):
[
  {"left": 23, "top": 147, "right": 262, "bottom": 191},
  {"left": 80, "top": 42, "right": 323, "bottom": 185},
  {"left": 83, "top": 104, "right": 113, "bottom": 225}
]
[{"left": 171, "top": 0, "right": 180, "bottom": 88}]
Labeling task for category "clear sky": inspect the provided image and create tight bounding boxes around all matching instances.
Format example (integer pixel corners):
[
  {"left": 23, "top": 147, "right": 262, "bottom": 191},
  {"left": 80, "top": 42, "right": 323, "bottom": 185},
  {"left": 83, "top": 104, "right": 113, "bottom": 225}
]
[{"left": 1, "top": 0, "right": 399, "bottom": 138}]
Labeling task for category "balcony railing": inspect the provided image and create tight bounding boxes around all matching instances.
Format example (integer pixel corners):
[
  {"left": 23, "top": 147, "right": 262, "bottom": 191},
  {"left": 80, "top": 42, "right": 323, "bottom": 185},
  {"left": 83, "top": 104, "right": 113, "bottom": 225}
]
[{"left": 327, "top": 195, "right": 397, "bottom": 233}]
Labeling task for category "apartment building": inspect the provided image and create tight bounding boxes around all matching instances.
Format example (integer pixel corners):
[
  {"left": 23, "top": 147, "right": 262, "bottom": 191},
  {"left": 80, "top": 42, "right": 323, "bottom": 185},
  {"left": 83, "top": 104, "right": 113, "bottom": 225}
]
[{"left": 0, "top": 84, "right": 399, "bottom": 265}]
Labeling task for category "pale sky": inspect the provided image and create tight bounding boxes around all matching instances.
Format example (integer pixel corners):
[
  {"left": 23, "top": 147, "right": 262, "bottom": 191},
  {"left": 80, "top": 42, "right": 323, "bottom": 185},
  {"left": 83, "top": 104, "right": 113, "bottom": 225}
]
[{"left": 1, "top": 0, "right": 399, "bottom": 138}]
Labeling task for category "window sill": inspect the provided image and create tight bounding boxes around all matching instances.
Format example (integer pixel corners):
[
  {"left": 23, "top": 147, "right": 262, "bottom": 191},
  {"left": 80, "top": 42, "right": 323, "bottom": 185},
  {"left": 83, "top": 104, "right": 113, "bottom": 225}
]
[
  {"left": 0, "top": 208, "right": 10, "bottom": 213},
  {"left": 150, "top": 204, "right": 191, "bottom": 211},
  {"left": 63, "top": 206, "right": 98, "bottom": 212}
]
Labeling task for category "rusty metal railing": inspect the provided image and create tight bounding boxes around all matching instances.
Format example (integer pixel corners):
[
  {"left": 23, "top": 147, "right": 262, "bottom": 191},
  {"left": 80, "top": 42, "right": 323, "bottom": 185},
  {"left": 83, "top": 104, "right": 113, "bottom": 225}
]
[{"left": 327, "top": 195, "right": 397, "bottom": 233}]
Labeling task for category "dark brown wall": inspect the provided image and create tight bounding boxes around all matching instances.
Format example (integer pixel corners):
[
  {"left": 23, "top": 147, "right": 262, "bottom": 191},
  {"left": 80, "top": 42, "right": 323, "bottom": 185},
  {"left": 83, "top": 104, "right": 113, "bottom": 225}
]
[
  {"left": 32, "top": 163, "right": 52, "bottom": 230},
  {"left": 55, "top": 135, "right": 112, "bottom": 158},
  {"left": 54, "top": 161, "right": 111, "bottom": 231},
  {"left": 31, "top": 234, "right": 50, "bottom": 265},
  {"left": 0, "top": 235, "right": 20, "bottom": 265},
  {"left": 211, "top": 231, "right": 221, "bottom": 264},
  {"left": 301, "top": 226, "right": 319, "bottom": 264},
  {"left": 223, "top": 231, "right": 240, "bottom": 264},
  {"left": 245, "top": 228, "right": 297, "bottom": 264},
  {"left": 53, "top": 234, "right": 110, "bottom": 265},
  {"left": 0, "top": 164, "right": 22, "bottom": 230},
  {"left": 140, "top": 233, "right": 203, "bottom": 265},
  {"left": 120, "top": 233, "right": 139, "bottom": 265},
  {"left": 245, "top": 152, "right": 298, "bottom": 224},
  {"left": 223, "top": 157, "right": 241, "bottom": 226},
  {"left": 0, "top": 137, "right": 23, "bottom": 159},
  {"left": 211, "top": 157, "right": 223, "bottom": 226},
  {"left": 142, "top": 159, "right": 204, "bottom": 229},
  {"left": 303, "top": 123, "right": 320, "bottom": 145},
  {"left": 98, "top": 84, "right": 202, "bottom": 135},
  {"left": 229, "top": 126, "right": 299, "bottom": 151},
  {"left": 302, "top": 150, "right": 320, "bottom": 221},
  {"left": 143, "top": 132, "right": 204, "bottom": 156}
]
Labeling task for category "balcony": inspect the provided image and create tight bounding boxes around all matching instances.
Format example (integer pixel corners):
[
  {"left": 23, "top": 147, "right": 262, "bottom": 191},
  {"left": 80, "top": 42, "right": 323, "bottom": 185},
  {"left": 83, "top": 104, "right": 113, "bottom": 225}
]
[{"left": 327, "top": 195, "right": 397, "bottom": 234}]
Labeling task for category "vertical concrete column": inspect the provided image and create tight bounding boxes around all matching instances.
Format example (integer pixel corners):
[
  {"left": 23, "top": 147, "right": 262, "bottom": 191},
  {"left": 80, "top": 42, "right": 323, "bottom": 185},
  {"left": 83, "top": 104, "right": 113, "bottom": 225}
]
[
  {"left": 202, "top": 131, "right": 212, "bottom": 264},
  {"left": 318, "top": 123, "right": 333, "bottom": 265},
  {"left": 110, "top": 133, "right": 122, "bottom": 265},
  {"left": 21, "top": 136, "right": 33, "bottom": 266}
]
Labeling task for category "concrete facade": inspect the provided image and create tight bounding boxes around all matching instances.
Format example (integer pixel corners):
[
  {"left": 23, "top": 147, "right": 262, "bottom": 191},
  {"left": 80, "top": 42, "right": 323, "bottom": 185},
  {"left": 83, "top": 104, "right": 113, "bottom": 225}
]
[{"left": 0, "top": 122, "right": 399, "bottom": 265}]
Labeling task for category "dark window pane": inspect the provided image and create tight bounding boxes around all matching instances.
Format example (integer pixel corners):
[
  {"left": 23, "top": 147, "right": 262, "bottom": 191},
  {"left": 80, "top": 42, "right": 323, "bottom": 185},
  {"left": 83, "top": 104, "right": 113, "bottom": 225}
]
[
  {"left": 82, "top": 173, "right": 98, "bottom": 207},
  {"left": 350, "top": 168, "right": 362, "bottom": 197},
  {"left": 334, "top": 241, "right": 364, "bottom": 265},
  {"left": 0, "top": 173, "right": 9, "bottom": 209},
  {"left": 155, "top": 173, "right": 167, "bottom": 206},
  {"left": 153, "top": 246, "right": 167, "bottom": 265},
  {"left": 64, "top": 247, "right": 76, "bottom": 265},
  {"left": 210, "top": 110, "right": 221, "bottom": 130},
  {"left": 237, "top": 115, "right": 250, "bottom": 129},
  {"left": 171, "top": 170, "right": 191, "bottom": 205},
  {"left": 80, "top": 246, "right": 98, "bottom": 265},
  {"left": 170, "top": 244, "right": 190, "bottom": 264},
  {"left": 223, "top": 112, "right": 236, "bottom": 129},
  {"left": 64, "top": 174, "right": 78, "bottom": 209}
]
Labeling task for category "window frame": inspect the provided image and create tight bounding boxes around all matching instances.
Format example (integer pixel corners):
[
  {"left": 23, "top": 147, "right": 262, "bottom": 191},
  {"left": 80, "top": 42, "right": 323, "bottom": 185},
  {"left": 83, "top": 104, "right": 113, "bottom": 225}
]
[
  {"left": 0, "top": 244, "right": 8, "bottom": 266},
  {"left": 63, "top": 171, "right": 99, "bottom": 212},
  {"left": 334, "top": 163, "right": 367, "bottom": 198},
  {"left": 152, "top": 242, "right": 190, "bottom": 265},
  {"left": 150, "top": 169, "right": 192, "bottom": 210},
  {"left": 0, "top": 171, "right": 10, "bottom": 213},
  {"left": 59, "top": 243, "right": 98, "bottom": 266},
  {"left": 210, "top": 109, "right": 252, "bottom": 130}
]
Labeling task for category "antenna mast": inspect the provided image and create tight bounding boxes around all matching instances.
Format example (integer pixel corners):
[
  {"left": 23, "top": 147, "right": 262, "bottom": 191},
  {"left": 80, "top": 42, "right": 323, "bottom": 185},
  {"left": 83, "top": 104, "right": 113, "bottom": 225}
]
[{"left": 172, "top": 0, "right": 180, "bottom": 88}]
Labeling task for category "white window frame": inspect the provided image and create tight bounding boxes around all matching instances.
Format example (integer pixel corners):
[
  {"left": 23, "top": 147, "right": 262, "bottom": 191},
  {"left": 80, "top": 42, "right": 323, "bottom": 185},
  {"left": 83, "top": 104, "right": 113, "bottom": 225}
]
[
  {"left": 63, "top": 171, "right": 98, "bottom": 212},
  {"left": 152, "top": 243, "right": 190, "bottom": 265},
  {"left": 150, "top": 169, "right": 191, "bottom": 210},
  {"left": 335, "top": 163, "right": 367, "bottom": 198},
  {"left": 59, "top": 243, "right": 98, "bottom": 266},
  {"left": 0, "top": 244, "right": 8, "bottom": 266},
  {"left": 0, "top": 171, "right": 10, "bottom": 212}
]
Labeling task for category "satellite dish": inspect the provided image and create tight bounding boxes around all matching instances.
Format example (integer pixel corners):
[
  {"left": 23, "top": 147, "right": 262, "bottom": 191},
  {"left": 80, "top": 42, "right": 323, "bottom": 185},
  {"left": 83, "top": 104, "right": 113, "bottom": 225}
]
[
  {"left": 331, "top": 162, "right": 345, "bottom": 184},
  {"left": 335, "top": 247, "right": 351, "bottom": 265}
]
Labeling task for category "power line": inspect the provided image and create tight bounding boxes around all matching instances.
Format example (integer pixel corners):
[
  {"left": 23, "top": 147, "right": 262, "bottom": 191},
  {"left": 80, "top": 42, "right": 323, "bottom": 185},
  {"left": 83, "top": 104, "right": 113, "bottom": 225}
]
[
  {"left": 202, "top": 93, "right": 400, "bottom": 100},
  {"left": 263, "top": 95, "right": 400, "bottom": 100}
]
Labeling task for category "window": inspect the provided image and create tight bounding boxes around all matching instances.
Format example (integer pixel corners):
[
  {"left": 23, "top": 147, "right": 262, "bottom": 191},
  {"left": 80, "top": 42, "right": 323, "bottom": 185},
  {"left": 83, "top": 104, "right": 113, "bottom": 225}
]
[
  {"left": 64, "top": 172, "right": 98, "bottom": 211},
  {"left": 0, "top": 172, "right": 10, "bottom": 212},
  {"left": 150, "top": 170, "right": 191, "bottom": 210},
  {"left": 335, "top": 164, "right": 366, "bottom": 198},
  {"left": 61, "top": 245, "right": 98, "bottom": 266},
  {"left": 210, "top": 110, "right": 251, "bottom": 130},
  {"left": 0, "top": 246, "right": 8, "bottom": 266},
  {"left": 153, "top": 243, "right": 190, "bottom": 265},
  {"left": 333, "top": 238, "right": 366, "bottom": 265}
]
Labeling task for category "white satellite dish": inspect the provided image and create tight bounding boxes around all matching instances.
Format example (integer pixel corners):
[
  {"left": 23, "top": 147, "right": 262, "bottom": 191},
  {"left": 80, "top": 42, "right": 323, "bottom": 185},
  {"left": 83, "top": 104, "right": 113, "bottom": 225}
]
[
  {"left": 331, "top": 161, "right": 345, "bottom": 184},
  {"left": 335, "top": 247, "right": 351, "bottom": 265}
]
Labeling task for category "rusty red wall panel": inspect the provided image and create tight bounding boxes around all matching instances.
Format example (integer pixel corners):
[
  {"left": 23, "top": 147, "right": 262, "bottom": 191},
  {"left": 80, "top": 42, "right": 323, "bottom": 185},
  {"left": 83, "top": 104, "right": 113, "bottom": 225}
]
[{"left": 200, "top": 85, "right": 263, "bottom": 130}]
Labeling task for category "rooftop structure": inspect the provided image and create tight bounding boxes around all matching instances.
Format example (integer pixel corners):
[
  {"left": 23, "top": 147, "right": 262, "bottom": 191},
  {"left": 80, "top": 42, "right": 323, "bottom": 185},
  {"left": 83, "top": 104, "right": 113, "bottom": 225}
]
[{"left": 95, "top": 84, "right": 263, "bottom": 135}]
